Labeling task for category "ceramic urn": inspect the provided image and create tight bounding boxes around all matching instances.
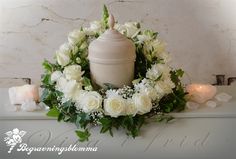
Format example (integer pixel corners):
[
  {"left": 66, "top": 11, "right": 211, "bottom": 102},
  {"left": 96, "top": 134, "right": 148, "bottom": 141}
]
[{"left": 88, "top": 14, "right": 136, "bottom": 88}]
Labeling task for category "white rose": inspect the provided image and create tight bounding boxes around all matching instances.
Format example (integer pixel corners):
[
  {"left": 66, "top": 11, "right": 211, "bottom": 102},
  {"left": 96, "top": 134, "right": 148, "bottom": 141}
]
[
  {"left": 142, "top": 87, "right": 158, "bottom": 100},
  {"left": 89, "top": 21, "right": 103, "bottom": 33},
  {"left": 125, "top": 99, "right": 138, "bottom": 116},
  {"left": 137, "top": 34, "right": 152, "bottom": 43},
  {"left": 115, "top": 24, "right": 126, "bottom": 34},
  {"left": 78, "top": 91, "right": 102, "bottom": 113},
  {"left": 56, "top": 43, "right": 71, "bottom": 66},
  {"left": 146, "top": 64, "right": 171, "bottom": 80},
  {"left": 133, "top": 93, "right": 152, "bottom": 115},
  {"left": 155, "top": 80, "right": 174, "bottom": 99},
  {"left": 104, "top": 95, "right": 126, "bottom": 117},
  {"left": 56, "top": 76, "right": 67, "bottom": 92},
  {"left": 68, "top": 30, "right": 86, "bottom": 45},
  {"left": 80, "top": 41, "right": 88, "bottom": 50},
  {"left": 63, "top": 80, "right": 82, "bottom": 101},
  {"left": 151, "top": 40, "right": 166, "bottom": 54},
  {"left": 51, "top": 71, "right": 63, "bottom": 82},
  {"left": 63, "top": 65, "right": 84, "bottom": 81},
  {"left": 115, "top": 22, "right": 140, "bottom": 38},
  {"left": 165, "top": 78, "right": 175, "bottom": 89},
  {"left": 56, "top": 77, "right": 82, "bottom": 101},
  {"left": 124, "top": 22, "right": 140, "bottom": 38},
  {"left": 146, "top": 64, "right": 162, "bottom": 80}
]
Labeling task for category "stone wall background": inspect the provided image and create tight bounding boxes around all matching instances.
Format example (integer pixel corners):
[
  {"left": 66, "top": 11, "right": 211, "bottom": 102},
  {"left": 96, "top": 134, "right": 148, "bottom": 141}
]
[{"left": 0, "top": 0, "right": 236, "bottom": 85}]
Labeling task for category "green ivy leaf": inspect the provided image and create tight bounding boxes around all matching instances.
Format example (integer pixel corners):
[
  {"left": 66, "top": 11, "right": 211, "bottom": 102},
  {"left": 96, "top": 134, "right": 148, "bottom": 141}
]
[
  {"left": 41, "top": 74, "right": 51, "bottom": 85},
  {"left": 76, "top": 112, "right": 90, "bottom": 129},
  {"left": 46, "top": 106, "right": 60, "bottom": 117},
  {"left": 42, "top": 60, "right": 53, "bottom": 73},
  {"left": 99, "top": 117, "right": 113, "bottom": 134},
  {"left": 75, "top": 129, "right": 91, "bottom": 142}
]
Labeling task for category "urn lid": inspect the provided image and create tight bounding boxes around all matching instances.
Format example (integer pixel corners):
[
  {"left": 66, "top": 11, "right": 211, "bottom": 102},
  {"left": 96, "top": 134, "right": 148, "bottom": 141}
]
[{"left": 88, "top": 14, "right": 136, "bottom": 64}]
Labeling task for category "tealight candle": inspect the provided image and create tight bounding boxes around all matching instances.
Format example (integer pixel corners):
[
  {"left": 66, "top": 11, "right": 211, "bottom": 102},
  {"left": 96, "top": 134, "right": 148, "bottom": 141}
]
[
  {"left": 186, "top": 84, "right": 217, "bottom": 104},
  {"left": 8, "top": 85, "right": 39, "bottom": 105}
]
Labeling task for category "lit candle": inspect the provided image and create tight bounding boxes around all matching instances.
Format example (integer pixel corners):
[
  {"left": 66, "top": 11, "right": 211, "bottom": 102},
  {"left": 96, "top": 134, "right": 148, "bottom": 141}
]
[
  {"left": 8, "top": 85, "right": 39, "bottom": 105},
  {"left": 186, "top": 84, "right": 217, "bottom": 104}
]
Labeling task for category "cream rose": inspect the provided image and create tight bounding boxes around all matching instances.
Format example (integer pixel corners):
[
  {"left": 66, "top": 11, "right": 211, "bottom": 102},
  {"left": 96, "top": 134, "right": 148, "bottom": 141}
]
[
  {"left": 104, "top": 95, "right": 126, "bottom": 117},
  {"left": 155, "top": 80, "right": 174, "bottom": 99},
  {"left": 125, "top": 99, "right": 138, "bottom": 116},
  {"left": 63, "top": 65, "right": 84, "bottom": 81},
  {"left": 79, "top": 91, "right": 102, "bottom": 113},
  {"left": 133, "top": 93, "right": 152, "bottom": 115}
]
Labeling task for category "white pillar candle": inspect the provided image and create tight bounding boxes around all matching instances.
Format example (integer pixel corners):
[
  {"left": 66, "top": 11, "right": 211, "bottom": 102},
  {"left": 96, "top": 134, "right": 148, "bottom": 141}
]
[
  {"left": 8, "top": 85, "right": 39, "bottom": 105},
  {"left": 186, "top": 84, "right": 217, "bottom": 104}
]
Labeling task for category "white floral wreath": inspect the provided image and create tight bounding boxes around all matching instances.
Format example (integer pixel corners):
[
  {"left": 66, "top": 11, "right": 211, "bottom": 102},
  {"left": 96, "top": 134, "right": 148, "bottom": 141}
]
[{"left": 41, "top": 6, "right": 186, "bottom": 141}]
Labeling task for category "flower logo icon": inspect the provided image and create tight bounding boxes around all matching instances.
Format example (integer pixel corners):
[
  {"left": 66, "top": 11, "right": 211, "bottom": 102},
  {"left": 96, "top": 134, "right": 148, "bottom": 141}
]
[{"left": 4, "top": 128, "right": 26, "bottom": 153}]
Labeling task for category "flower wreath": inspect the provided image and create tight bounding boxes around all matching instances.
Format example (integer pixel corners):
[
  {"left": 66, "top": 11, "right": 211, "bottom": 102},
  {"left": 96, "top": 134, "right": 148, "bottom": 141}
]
[{"left": 41, "top": 5, "right": 187, "bottom": 141}]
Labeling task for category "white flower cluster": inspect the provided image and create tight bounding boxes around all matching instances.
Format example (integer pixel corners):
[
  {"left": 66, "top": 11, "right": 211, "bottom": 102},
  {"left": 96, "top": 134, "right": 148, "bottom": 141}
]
[
  {"left": 51, "top": 65, "right": 103, "bottom": 113},
  {"left": 51, "top": 20, "right": 175, "bottom": 118}
]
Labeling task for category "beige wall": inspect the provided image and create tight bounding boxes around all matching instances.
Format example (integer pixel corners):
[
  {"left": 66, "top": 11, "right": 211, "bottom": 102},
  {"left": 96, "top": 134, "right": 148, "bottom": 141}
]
[{"left": 0, "top": 0, "right": 236, "bottom": 85}]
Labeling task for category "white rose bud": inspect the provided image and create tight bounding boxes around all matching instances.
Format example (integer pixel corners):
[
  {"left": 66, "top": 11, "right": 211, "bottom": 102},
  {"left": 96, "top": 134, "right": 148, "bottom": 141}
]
[
  {"left": 68, "top": 30, "right": 86, "bottom": 45},
  {"left": 133, "top": 93, "right": 152, "bottom": 115},
  {"left": 104, "top": 96, "right": 126, "bottom": 117},
  {"left": 51, "top": 71, "right": 63, "bottom": 82},
  {"left": 79, "top": 91, "right": 102, "bottom": 113},
  {"left": 63, "top": 65, "right": 84, "bottom": 81},
  {"left": 55, "top": 43, "right": 78, "bottom": 66}
]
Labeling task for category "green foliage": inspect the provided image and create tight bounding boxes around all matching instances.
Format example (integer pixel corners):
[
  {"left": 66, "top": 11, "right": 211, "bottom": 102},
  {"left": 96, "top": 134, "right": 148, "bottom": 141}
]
[
  {"left": 83, "top": 77, "right": 93, "bottom": 90},
  {"left": 99, "top": 115, "right": 145, "bottom": 138},
  {"left": 75, "top": 129, "right": 91, "bottom": 142},
  {"left": 75, "top": 112, "right": 91, "bottom": 129},
  {"left": 102, "top": 5, "right": 109, "bottom": 29},
  {"left": 159, "top": 69, "right": 187, "bottom": 113},
  {"left": 42, "top": 59, "right": 62, "bottom": 73},
  {"left": 135, "top": 44, "right": 152, "bottom": 78},
  {"left": 171, "top": 69, "right": 184, "bottom": 86},
  {"left": 46, "top": 106, "right": 60, "bottom": 117},
  {"left": 156, "top": 114, "right": 174, "bottom": 123}
]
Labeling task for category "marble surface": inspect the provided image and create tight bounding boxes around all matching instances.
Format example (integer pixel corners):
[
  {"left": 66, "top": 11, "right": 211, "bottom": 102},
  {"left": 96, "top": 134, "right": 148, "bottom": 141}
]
[{"left": 0, "top": 0, "right": 236, "bottom": 85}]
